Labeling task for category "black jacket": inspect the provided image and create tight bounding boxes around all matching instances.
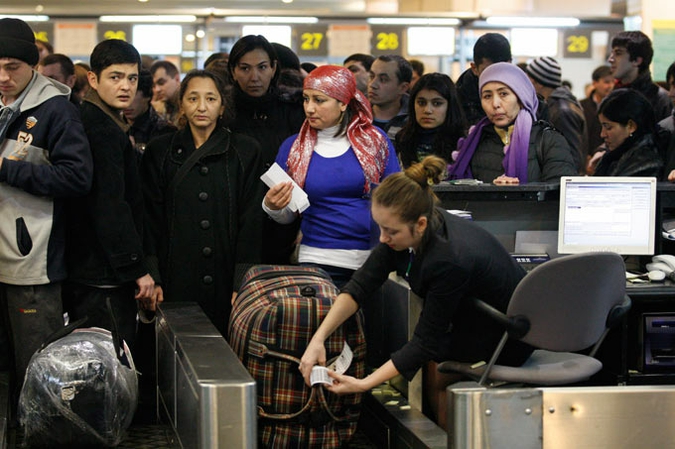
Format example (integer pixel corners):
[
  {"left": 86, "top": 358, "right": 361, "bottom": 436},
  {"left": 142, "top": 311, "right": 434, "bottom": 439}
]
[
  {"left": 141, "top": 126, "right": 264, "bottom": 333},
  {"left": 228, "top": 86, "right": 305, "bottom": 168},
  {"left": 547, "top": 87, "right": 587, "bottom": 172},
  {"left": 343, "top": 208, "right": 532, "bottom": 380},
  {"left": 580, "top": 92, "right": 604, "bottom": 155},
  {"left": 621, "top": 72, "right": 673, "bottom": 123},
  {"left": 228, "top": 86, "right": 305, "bottom": 265},
  {"left": 469, "top": 121, "right": 578, "bottom": 183},
  {"left": 456, "top": 68, "right": 485, "bottom": 126},
  {"left": 67, "top": 90, "right": 148, "bottom": 285},
  {"left": 594, "top": 133, "right": 663, "bottom": 178}
]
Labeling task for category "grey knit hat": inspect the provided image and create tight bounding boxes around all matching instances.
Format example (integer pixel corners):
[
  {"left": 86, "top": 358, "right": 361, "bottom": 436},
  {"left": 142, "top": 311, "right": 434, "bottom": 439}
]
[
  {"left": 526, "top": 56, "right": 561, "bottom": 88},
  {"left": 0, "top": 18, "right": 40, "bottom": 66}
]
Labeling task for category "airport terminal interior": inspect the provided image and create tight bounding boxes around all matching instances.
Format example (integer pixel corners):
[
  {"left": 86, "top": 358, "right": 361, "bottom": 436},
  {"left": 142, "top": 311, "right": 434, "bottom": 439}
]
[{"left": 2, "top": 0, "right": 675, "bottom": 448}]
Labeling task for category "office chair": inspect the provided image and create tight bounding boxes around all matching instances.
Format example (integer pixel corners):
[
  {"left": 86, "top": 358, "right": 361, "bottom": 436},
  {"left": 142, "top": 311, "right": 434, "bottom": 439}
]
[{"left": 438, "top": 252, "right": 631, "bottom": 386}]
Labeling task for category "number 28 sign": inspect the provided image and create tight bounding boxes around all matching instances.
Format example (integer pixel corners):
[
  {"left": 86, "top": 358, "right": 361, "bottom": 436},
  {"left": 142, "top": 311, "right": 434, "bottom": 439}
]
[{"left": 370, "top": 26, "right": 404, "bottom": 56}]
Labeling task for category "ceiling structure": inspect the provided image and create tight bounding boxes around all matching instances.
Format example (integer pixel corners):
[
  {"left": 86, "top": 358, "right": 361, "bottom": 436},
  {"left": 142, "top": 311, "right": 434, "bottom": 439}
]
[{"left": 2, "top": 0, "right": 394, "bottom": 18}]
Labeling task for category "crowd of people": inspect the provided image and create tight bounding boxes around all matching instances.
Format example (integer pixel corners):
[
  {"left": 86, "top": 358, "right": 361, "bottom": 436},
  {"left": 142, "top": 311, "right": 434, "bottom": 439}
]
[{"left": 2, "top": 16, "right": 675, "bottom": 433}]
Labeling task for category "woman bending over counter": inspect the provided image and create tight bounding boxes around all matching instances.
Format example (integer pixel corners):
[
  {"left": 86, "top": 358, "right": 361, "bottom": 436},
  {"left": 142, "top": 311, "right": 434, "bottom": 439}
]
[{"left": 299, "top": 156, "right": 533, "bottom": 424}]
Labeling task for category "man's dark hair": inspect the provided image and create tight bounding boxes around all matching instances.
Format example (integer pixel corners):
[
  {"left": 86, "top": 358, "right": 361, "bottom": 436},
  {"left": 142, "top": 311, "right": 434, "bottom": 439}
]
[
  {"left": 666, "top": 61, "right": 675, "bottom": 84},
  {"left": 374, "top": 54, "right": 413, "bottom": 83},
  {"left": 203, "top": 52, "right": 228, "bottom": 69},
  {"left": 410, "top": 59, "right": 424, "bottom": 77},
  {"left": 473, "top": 33, "right": 512, "bottom": 65},
  {"left": 40, "top": 53, "right": 75, "bottom": 77},
  {"left": 150, "top": 59, "right": 179, "bottom": 78},
  {"left": 592, "top": 65, "right": 612, "bottom": 81},
  {"left": 137, "top": 69, "right": 153, "bottom": 98},
  {"left": 89, "top": 39, "right": 141, "bottom": 77},
  {"left": 343, "top": 53, "right": 375, "bottom": 71},
  {"left": 227, "top": 35, "right": 280, "bottom": 87},
  {"left": 611, "top": 31, "right": 653, "bottom": 73}
]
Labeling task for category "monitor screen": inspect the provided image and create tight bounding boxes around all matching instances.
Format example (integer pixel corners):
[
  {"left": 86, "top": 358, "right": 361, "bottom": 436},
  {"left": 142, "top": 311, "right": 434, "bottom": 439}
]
[{"left": 558, "top": 176, "right": 657, "bottom": 256}]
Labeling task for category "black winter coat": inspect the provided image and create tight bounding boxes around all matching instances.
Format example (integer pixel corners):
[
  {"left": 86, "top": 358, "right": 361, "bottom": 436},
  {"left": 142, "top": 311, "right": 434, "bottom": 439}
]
[
  {"left": 594, "top": 133, "right": 663, "bottom": 178},
  {"left": 228, "top": 86, "right": 306, "bottom": 265},
  {"left": 469, "top": 121, "right": 578, "bottom": 183},
  {"left": 228, "top": 86, "right": 305, "bottom": 168},
  {"left": 621, "top": 72, "right": 673, "bottom": 123},
  {"left": 141, "top": 126, "right": 264, "bottom": 334},
  {"left": 67, "top": 90, "right": 148, "bottom": 285},
  {"left": 547, "top": 87, "right": 587, "bottom": 172}
]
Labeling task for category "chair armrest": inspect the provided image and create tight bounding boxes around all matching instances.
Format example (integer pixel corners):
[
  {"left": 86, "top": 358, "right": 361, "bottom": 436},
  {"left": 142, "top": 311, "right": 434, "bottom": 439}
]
[
  {"left": 470, "top": 298, "right": 530, "bottom": 340},
  {"left": 606, "top": 295, "right": 632, "bottom": 329}
]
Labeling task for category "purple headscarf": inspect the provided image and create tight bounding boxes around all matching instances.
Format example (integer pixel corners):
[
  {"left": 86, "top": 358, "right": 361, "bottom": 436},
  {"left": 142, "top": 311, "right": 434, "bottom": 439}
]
[{"left": 448, "top": 62, "right": 539, "bottom": 183}]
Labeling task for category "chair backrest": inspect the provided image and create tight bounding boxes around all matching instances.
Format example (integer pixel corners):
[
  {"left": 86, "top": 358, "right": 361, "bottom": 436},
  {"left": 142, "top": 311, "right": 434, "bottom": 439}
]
[{"left": 507, "top": 252, "right": 626, "bottom": 352}]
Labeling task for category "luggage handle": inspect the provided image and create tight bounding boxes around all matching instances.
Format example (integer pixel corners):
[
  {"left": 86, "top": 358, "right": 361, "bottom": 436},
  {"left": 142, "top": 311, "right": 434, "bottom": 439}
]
[{"left": 252, "top": 342, "right": 353, "bottom": 422}]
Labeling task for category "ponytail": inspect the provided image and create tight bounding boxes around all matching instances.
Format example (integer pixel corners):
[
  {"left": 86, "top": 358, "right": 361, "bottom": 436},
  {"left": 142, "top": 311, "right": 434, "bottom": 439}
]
[{"left": 372, "top": 155, "right": 446, "bottom": 226}]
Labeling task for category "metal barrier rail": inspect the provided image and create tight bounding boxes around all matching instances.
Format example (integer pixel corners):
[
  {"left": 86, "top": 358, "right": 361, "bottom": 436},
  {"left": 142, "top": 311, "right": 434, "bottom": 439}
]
[{"left": 157, "top": 302, "right": 257, "bottom": 449}]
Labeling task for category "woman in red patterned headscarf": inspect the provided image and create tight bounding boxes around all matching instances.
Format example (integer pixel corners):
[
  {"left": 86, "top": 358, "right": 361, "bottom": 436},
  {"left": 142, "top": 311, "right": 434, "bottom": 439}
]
[{"left": 263, "top": 64, "right": 400, "bottom": 287}]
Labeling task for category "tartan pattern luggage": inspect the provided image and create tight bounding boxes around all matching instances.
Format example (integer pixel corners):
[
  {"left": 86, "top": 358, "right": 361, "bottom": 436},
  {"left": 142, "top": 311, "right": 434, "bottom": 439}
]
[{"left": 228, "top": 265, "right": 366, "bottom": 448}]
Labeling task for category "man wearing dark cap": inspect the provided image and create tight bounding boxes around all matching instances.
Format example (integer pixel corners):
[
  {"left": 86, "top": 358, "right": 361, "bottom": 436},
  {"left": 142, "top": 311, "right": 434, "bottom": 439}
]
[
  {"left": 456, "top": 33, "right": 513, "bottom": 126},
  {"left": 0, "top": 18, "right": 92, "bottom": 406},
  {"left": 527, "top": 56, "right": 587, "bottom": 173}
]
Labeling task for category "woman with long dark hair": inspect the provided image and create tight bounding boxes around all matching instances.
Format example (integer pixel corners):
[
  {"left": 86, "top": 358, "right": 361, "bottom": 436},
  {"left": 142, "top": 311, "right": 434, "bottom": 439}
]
[
  {"left": 227, "top": 35, "right": 306, "bottom": 264},
  {"left": 395, "top": 73, "right": 466, "bottom": 168}
]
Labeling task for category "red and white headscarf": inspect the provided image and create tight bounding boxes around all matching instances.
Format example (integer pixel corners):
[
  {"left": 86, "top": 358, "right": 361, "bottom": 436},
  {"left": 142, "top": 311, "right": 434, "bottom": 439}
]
[{"left": 286, "top": 64, "right": 389, "bottom": 193}]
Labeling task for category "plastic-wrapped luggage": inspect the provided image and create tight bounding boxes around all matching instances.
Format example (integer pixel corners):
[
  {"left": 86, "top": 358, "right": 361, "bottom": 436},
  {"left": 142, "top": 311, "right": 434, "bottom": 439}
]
[
  {"left": 18, "top": 327, "right": 138, "bottom": 448},
  {"left": 229, "top": 265, "right": 366, "bottom": 448}
]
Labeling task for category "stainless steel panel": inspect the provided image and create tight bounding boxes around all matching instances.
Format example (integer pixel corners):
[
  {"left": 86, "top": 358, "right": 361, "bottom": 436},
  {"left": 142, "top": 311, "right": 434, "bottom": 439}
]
[
  {"left": 156, "top": 303, "right": 257, "bottom": 449},
  {"left": 176, "top": 351, "right": 200, "bottom": 448},
  {"left": 448, "top": 382, "right": 541, "bottom": 449},
  {"left": 157, "top": 302, "right": 222, "bottom": 338},
  {"left": 448, "top": 383, "right": 675, "bottom": 449},
  {"left": 177, "top": 336, "right": 257, "bottom": 448},
  {"left": 157, "top": 322, "right": 177, "bottom": 424},
  {"left": 542, "top": 385, "right": 675, "bottom": 449}
]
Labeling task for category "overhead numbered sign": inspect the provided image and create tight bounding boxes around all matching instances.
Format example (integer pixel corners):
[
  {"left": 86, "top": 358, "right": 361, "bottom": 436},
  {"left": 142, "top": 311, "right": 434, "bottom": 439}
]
[
  {"left": 370, "top": 26, "right": 403, "bottom": 56},
  {"left": 294, "top": 25, "right": 328, "bottom": 57},
  {"left": 563, "top": 29, "right": 591, "bottom": 59}
]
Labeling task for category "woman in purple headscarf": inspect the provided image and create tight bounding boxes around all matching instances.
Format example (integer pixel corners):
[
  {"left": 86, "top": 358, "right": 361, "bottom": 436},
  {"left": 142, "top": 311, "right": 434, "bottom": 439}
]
[
  {"left": 263, "top": 65, "right": 400, "bottom": 287},
  {"left": 447, "top": 62, "right": 576, "bottom": 184}
]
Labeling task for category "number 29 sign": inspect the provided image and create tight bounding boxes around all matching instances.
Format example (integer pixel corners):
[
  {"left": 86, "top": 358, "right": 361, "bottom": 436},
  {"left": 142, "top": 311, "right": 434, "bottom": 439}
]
[{"left": 563, "top": 29, "right": 591, "bottom": 59}]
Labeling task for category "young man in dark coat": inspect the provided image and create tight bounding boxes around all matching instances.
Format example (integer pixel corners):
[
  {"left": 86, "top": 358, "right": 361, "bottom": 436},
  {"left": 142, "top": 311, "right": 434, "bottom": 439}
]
[
  {"left": 65, "top": 39, "right": 155, "bottom": 351},
  {"left": 455, "top": 33, "right": 512, "bottom": 126},
  {"left": 609, "top": 31, "right": 672, "bottom": 122}
]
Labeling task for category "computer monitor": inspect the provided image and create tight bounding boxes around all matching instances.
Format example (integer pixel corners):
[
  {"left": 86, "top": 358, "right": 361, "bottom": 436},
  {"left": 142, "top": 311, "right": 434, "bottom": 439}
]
[{"left": 558, "top": 176, "right": 657, "bottom": 256}]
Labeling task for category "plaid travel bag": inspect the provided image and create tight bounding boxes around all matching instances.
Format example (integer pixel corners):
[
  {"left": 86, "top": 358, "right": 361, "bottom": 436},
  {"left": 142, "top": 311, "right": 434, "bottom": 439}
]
[{"left": 228, "top": 265, "right": 366, "bottom": 449}]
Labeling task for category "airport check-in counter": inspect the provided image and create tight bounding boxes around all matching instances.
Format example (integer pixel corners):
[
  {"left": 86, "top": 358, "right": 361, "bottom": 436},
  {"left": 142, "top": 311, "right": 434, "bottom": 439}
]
[{"left": 156, "top": 302, "right": 257, "bottom": 449}]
